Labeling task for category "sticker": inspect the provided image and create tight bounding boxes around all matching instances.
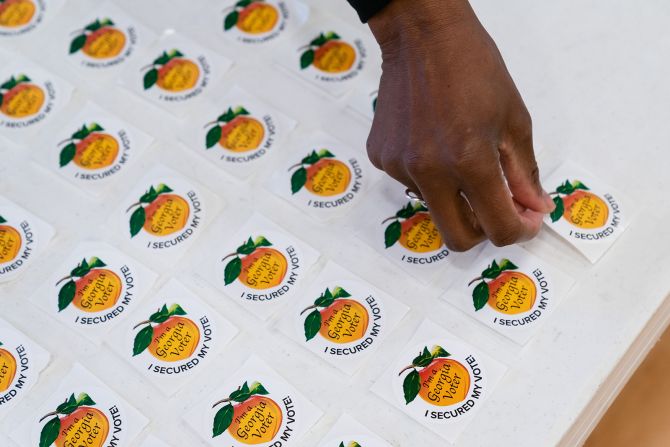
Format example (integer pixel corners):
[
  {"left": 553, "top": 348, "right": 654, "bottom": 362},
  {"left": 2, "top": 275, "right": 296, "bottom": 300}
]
[
  {"left": 32, "top": 241, "right": 157, "bottom": 341},
  {"left": 0, "top": 0, "right": 64, "bottom": 37},
  {"left": 347, "top": 85, "right": 377, "bottom": 121},
  {"left": 0, "top": 54, "right": 73, "bottom": 133},
  {"left": 122, "top": 32, "right": 232, "bottom": 114},
  {"left": 269, "top": 132, "right": 377, "bottom": 219},
  {"left": 201, "top": 213, "right": 319, "bottom": 320},
  {"left": 44, "top": 102, "right": 152, "bottom": 191},
  {"left": 0, "top": 196, "right": 54, "bottom": 283},
  {"left": 278, "top": 21, "right": 370, "bottom": 96},
  {"left": 65, "top": 2, "right": 154, "bottom": 72},
  {"left": 371, "top": 320, "right": 506, "bottom": 443},
  {"left": 316, "top": 414, "right": 392, "bottom": 447},
  {"left": 221, "top": 0, "right": 292, "bottom": 44},
  {"left": 0, "top": 318, "right": 50, "bottom": 418},
  {"left": 119, "top": 165, "right": 210, "bottom": 258},
  {"left": 443, "top": 244, "right": 573, "bottom": 344},
  {"left": 10, "top": 363, "right": 148, "bottom": 446},
  {"left": 184, "top": 355, "right": 323, "bottom": 446},
  {"left": 111, "top": 279, "right": 238, "bottom": 395},
  {"left": 543, "top": 161, "right": 628, "bottom": 262},
  {"left": 356, "top": 179, "right": 453, "bottom": 278},
  {"left": 181, "top": 85, "right": 296, "bottom": 179},
  {"left": 281, "top": 261, "right": 407, "bottom": 374},
  {"left": 140, "top": 434, "right": 171, "bottom": 447}
]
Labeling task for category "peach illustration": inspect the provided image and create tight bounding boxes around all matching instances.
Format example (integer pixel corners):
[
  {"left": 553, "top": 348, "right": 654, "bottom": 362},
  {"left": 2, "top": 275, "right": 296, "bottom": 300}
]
[
  {"left": 0, "top": 74, "right": 44, "bottom": 118},
  {"left": 133, "top": 304, "right": 201, "bottom": 362},
  {"left": 127, "top": 184, "right": 190, "bottom": 238},
  {"left": 550, "top": 179, "right": 609, "bottom": 228},
  {"left": 224, "top": 0, "right": 279, "bottom": 35},
  {"left": 142, "top": 49, "right": 200, "bottom": 92},
  {"left": 300, "top": 31, "right": 356, "bottom": 73},
  {"left": 69, "top": 18, "right": 126, "bottom": 59},
  {"left": 58, "top": 123, "right": 119, "bottom": 170},
  {"left": 205, "top": 106, "right": 265, "bottom": 152},
  {"left": 39, "top": 393, "right": 109, "bottom": 447},
  {"left": 289, "top": 149, "right": 351, "bottom": 196},
  {"left": 301, "top": 286, "right": 369, "bottom": 344},
  {"left": 468, "top": 258, "right": 536, "bottom": 314},
  {"left": 223, "top": 236, "right": 288, "bottom": 289},
  {"left": 383, "top": 202, "right": 442, "bottom": 252},
  {"left": 56, "top": 257, "right": 122, "bottom": 313}
]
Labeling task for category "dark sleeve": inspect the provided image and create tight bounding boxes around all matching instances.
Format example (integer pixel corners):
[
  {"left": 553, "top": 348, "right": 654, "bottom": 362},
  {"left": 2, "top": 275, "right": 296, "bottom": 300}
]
[{"left": 346, "top": 0, "right": 392, "bottom": 22}]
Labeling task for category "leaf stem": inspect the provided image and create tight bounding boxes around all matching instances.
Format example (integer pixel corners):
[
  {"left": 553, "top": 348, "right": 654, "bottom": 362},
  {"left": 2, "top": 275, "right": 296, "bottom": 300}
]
[
  {"left": 549, "top": 191, "right": 560, "bottom": 196},
  {"left": 296, "top": 44, "right": 314, "bottom": 51},
  {"left": 212, "top": 397, "right": 232, "bottom": 408},
  {"left": 140, "top": 63, "right": 157, "bottom": 71},
  {"left": 287, "top": 162, "right": 304, "bottom": 171},
  {"left": 125, "top": 202, "right": 142, "bottom": 213},
  {"left": 39, "top": 411, "right": 59, "bottom": 423},
  {"left": 467, "top": 276, "right": 483, "bottom": 287},
  {"left": 300, "top": 305, "right": 318, "bottom": 315},
  {"left": 221, "top": 252, "right": 238, "bottom": 262},
  {"left": 203, "top": 120, "right": 221, "bottom": 129},
  {"left": 55, "top": 275, "right": 73, "bottom": 286},
  {"left": 397, "top": 365, "right": 416, "bottom": 376},
  {"left": 57, "top": 137, "right": 75, "bottom": 146},
  {"left": 132, "top": 320, "right": 151, "bottom": 330},
  {"left": 381, "top": 216, "right": 398, "bottom": 225}
]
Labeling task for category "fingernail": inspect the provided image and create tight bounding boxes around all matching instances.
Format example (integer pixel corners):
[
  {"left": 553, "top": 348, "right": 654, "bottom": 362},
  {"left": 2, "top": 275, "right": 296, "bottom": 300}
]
[{"left": 542, "top": 190, "right": 555, "bottom": 212}]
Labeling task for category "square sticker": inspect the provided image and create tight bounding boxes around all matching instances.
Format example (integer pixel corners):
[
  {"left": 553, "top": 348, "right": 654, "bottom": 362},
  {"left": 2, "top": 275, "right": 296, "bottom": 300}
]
[
  {"left": 197, "top": 213, "right": 319, "bottom": 320},
  {"left": 37, "top": 101, "right": 153, "bottom": 194},
  {"left": 317, "top": 414, "right": 392, "bottom": 447},
  {"left": 120, "top": 31, "right": 232, "bottom": 115},
  {"left": 109, "top": 279, "right": 239, "bottom": 395},
  {"left": 268, "top": 131, "right": 379, "bottom": 220},
  {"left": 543, "top": 161, "right": 628, "bottom": 262},
  {"left": 61, "top": 1, "right": 157, "bottom": 75},
  {"left": 117, "top": 164, "right": 214, "bottom": 262},
  {"left": 371, "top": 319, "right": 506, "bottom": 443},
  {"left": 31, "top": 241, "right": 158, "bottom": 342},
  {"left": 184, "top": 355, "right": 323, "bottom": 446},
  {"left": 442, "top": 244, "right": 574, "bottom": 345},
  {"left": 9, "top": 363, "right": 148, "bottom": 447},
  {"left": 278, "top": 261, "right": 408, "bottom": 374},
  {"left": 0, "top": 51, "right": 73, "bottom": 137},
  {"left": 0, "top": 318, "right": 50, "bottom": 418},
  {"left": 0, "top": 196, "right": 55, "bottom": 283},
  {"left": 179, "top": 85, "right": 296, "bottom": 179}
]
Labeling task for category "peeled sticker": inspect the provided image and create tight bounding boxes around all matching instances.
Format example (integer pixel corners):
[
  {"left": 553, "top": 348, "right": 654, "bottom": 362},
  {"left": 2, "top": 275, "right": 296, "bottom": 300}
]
[
  {"left": 269, "top": 131, "right": 378, "bottom": 219},
  {"left": 0, "top": 52, "right": 73, "bottom": 136},
  {"left": 543, "top": 161, "right": 628, "bottom": 263},
  {"left": 442, "top": 244, "right": 573, "bottom": 345},
  {"left": 38, "top": 101, "right": 152, "bottom": 193},
  {"left": 118, "top": 165, "right": 212, "bottom": 260},
  {"left": 371, "top": 319, "right": 506, "bottom": 443},
  {"left": 180, "top": 85, "right": 296, "bottom": 179},
  {"left": 63, "top": 2, "right": 156, "bottom": 74},
  {"left": 31, "top": 241, "right": 157, "bottom": 342},
  {"left": 280, "top": 261, "right": 407, "bottom": 374},
  {"left": 199, "top": 213, "right": 319, "bottom": 321},
  {"left": 0, "top": 318, "right": 50, "bottom": 418},
  {"left": 0, "top": 196, "right": 54, "bottom": 283},
  {"left": 110, "top": 279, "right": 238, "bottom": 395},
  {"left": 10, "top": 363, "right": 148, "bottom": 447},
  {"left": 316, "top": 414, "right": 392, "bottom": 447},
  {"left": 120, "top": 31, "right": 232, "bottom": 115},
  {"left": 184, "top": 355, "right": 323, "bottom": 447},
  {"left": 0, "top": 0, "right": 65, "bottom": 38}
]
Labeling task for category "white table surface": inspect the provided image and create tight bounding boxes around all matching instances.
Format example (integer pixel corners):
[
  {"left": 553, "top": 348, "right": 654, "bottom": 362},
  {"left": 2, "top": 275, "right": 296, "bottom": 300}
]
[{"left": 1, "top": 1, "right": 669, "bottom": 446}]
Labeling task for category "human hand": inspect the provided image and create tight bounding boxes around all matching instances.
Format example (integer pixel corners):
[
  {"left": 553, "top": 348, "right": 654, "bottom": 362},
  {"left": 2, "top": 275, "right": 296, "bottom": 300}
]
[{"left": 367, "top": 0, "right": 555, "bottom": 251}]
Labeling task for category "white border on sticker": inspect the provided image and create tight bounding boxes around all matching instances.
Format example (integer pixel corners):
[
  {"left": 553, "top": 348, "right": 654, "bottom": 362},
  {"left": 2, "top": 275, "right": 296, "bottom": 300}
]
[{"left": 317, "top": 413, "right": 392, "bottom": 447}]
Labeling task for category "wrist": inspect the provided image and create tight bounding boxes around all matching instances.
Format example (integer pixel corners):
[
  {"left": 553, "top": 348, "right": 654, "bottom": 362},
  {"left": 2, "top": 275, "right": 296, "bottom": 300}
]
[{"left": 368, "top": 0, "right": 477, "bottom": 52}]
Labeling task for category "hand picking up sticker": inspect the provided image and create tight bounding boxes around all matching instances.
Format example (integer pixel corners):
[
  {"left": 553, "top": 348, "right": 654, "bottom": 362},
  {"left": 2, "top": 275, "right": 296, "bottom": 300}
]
[{"left": 543, "top": 162, "right": 627, "bottom": 262}]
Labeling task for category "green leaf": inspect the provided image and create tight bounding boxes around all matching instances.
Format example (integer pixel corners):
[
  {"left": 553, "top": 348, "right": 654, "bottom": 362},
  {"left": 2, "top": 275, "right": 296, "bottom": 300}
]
[
  {"left": 1, "top": 76, "right": 17, "bottom": 90},
  {"left": 139, "top": 186, "right": 157, "bottom": 203},
  {"left": 0, "top": 215, "right": 5, "bottom": 224},
  {"left": 84, "top": 19, "right": 102, "bottom": 32},
  {"left": 229, "top": 389, "right": 250, "bottom": 403},
  {"left": 58, "top": 280, "right": 76, "bottom": 312},
  {"left": 402, "top": 369, "right": 420, "bottom": 405},
  {"left": 237, "top": 237, "right": 256, "bottom": 255},
  {"left": 395, "top": 202, "right": 415, "bottom": 219},
  {"left": 325, "top": 31, "right": 341, "bottom": 40},
  {"left": 412, "top": 347, "right": 433, "bottom": 367},
  {"left": 236, "top": 0, "right": 253, "bottom": 7},
  {"left": 233, "top": 106, "right": 249, "bottom": 116},
  {"left": 431, "top": 345, "right": 450, "bottom": 358},
  {"left": 100, "top": 18, "right": 114, "bottom": 27},
  {"left": 133, "top": 325, "right": 153, "bottom": 356},
  {"left": 87, "top": 122, "right": 103, "bottom": 132},
  {"left": 290, "top": 166, "right": 307, "bottom": 194},
  {"left": 340, "top": 443, "right": 345, "bottom": 447},
  {"left": 317, "top": 149, "right": 334, "bottom": 158},
  {"left": 76, "top": 392, "right": 95, "bottom": 406},
  {"left": 309, "top": 33, "right": 327, "bottom": 47},
  {"left": 224, "top": 257, "right": 242, "bottom": 285},
  {"left": 72, "top": 125, "right": 90, "bottom": 140},
  {"left": 314, "top": 293, "right": 334, "bottom": 308},
  {"left": 156, "top": 183, "right": 173, "bottom": 194},
  {"left": 550, "top": 196, "right": 564, "bottom": 222},
  {"left": 224, "top": 11, "right": 239, "bottom": 31},
  {"left": 212, "top": 404, "right": 234, "bottom": 437},
  {"left": 218, "top": 107, "right": 236, "bottom": 122},
  {"left": 69, "top": 34, "right": 87, "bottom": 54},
  {"left": 56, "top": 393, "right": 77, "bottom": 414},
  {"left": 59, "top": 143, "right": 76, "bottom": 167},
  {"left": 556, "top": 180, "right": 575, "bottom": 195},
  {"left": 88, "top": 257, "right": 106, "bottom": 269},
  {"left": 129, "top": 206, "right": 146, "bottom": 238},
  {"left": 169, "top": 304, "right": 186, "bottom": 316},
  {"left": 384, "top": 220, "right": 401, "bottom": 248},
  {"left": 572, "top": 180, "right": 589, "bottom": 191},
  {"left": 153, "top": 51, "right": 170, "bottom": 65},
  {"left": 39, "top": 416, "right": 61, "bottom": 447},
  {"left": 481, "top": 260, "right": 501, "bottom": 279},
  {"left": 205, "top": 125, "right": 222, "bottom": 149},
  {"left": 143, "top": 68, "right": 158, "bottom": 90},
  {"left": 253, "top": 236, "right": 272, "bottom": 247},
  {"left": 149, "top": 306, "right": 169, "bottom": 324},
  {"left": 304, "top": 309, "right": 321, "bottom": 341},
  {"left": 300, "top": 49, "right": 315, "bottom": 69},
  {"left": 0, "top": 93, "right": 3, "bottom": 107},
  {"left": 349, "top": 443, "right": 362, "bottom": 447},
  {"left": 498, "top": 258, "right": 518, "bottom": 272},
  {"left": 332, "top": 287, "right": 351, "bottom": 298},
  {"left": 472, "top": 281, "right": 489, "bottom": 311},
  {"left": 301, "top": 150, "right": 320, "bottom": 165},
  {"left": 249, "top": 381, "right": 268, "bottom": 395}
]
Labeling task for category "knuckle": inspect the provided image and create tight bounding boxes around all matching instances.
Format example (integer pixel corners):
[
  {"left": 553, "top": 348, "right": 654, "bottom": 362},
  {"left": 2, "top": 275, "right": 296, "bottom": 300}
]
[
  {"left": 509, "top": 110, "right": 533, "bottom": 142},
  {"left": 403, "top": 152, "right": 438, "bottom": 177},
  {"left": 365, "top": 134, "right": 384, "bottom": 170},
  {"left": 489, "top": 221, "right": 522, "bottom": 247},
  {"left": 443, "top": 236, "right": 477, "bottom": 253}
]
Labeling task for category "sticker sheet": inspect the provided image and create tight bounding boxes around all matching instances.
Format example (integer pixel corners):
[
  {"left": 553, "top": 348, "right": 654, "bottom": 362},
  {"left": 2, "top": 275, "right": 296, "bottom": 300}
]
[{"left": 316, "top": 413, "right": 392, "bottom": 447}]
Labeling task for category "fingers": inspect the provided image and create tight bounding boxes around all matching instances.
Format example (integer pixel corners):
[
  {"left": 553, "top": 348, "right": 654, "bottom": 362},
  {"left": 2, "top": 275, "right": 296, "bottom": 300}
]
[
  {"left": 499, "top": 111, "right": 555, "bottom": 213},
  {"left": 459, "top": 142, "right": 543, "bottom": 246},
  {"left": 406, "top": 163, "right": 485, "bottom": 252}
]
